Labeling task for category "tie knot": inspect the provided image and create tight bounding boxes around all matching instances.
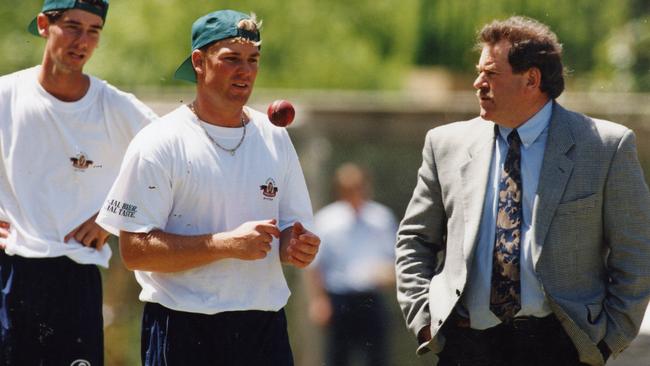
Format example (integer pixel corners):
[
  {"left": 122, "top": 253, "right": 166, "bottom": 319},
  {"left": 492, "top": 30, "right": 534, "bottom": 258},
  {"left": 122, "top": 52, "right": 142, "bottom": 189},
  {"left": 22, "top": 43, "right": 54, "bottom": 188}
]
[{"left": 508, "top": 130, "right": 521, "bottom": 147}]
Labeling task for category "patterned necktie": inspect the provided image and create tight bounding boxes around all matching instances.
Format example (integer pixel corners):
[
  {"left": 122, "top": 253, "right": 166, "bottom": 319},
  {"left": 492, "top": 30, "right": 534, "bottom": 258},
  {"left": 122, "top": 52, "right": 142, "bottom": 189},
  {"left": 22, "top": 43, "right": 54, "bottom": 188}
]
[{"left": 490, "top": 129, "right": 522, "bottom": 322}]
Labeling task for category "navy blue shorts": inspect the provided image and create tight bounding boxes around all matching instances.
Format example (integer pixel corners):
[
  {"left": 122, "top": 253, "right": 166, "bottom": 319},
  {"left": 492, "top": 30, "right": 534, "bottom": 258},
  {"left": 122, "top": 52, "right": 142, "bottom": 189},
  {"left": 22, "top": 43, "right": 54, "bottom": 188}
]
[
  {"left": 141, "top": 302, "right": 294, "bottom": 366},
  {"left": 0, "top": 251, "right": 103, "bottom": 366}
]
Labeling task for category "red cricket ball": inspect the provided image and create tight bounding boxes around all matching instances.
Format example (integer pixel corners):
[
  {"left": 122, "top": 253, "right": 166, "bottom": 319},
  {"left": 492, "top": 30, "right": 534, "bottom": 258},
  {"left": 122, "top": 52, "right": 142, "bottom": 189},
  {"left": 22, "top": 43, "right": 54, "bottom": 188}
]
[{"left": 267, "top": 100, "right": 295, "bottom": 127}]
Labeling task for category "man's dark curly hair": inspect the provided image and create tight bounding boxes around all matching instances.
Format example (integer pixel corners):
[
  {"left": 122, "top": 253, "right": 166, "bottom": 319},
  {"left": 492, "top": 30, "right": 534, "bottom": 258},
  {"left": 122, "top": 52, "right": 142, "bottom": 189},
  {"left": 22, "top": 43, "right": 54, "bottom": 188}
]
[{"left": 477, "top": 16, "right": 565, "bottom": 99}]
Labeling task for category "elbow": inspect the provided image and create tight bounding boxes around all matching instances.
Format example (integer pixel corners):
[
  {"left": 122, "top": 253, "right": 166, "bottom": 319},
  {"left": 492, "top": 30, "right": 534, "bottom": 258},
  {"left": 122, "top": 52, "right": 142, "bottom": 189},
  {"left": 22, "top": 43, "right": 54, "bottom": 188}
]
[
  {"left": 120, "top": 250, "right": 140, "bottom": 271},
  {"left": 118, "top": 234, "right": 147, "bottom": 271}
]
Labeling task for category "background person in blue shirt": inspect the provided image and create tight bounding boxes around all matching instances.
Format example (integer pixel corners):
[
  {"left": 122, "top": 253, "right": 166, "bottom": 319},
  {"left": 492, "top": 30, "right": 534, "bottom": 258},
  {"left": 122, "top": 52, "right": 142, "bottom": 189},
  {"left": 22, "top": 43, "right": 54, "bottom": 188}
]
[{"left": 307, "top": 162, "right": 397, "bottom": 366}]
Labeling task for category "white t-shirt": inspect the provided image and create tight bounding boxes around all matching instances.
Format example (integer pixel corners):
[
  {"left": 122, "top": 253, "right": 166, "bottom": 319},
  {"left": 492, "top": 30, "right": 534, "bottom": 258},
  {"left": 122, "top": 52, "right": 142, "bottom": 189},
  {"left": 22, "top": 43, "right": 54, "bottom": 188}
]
[
  {"left": 97, "top": 105, "right": 314, "bottom": 314},
  {"left": 312, "top": 200, "right": 396, "bottom": 294},
  {"left": 0, "top": 66, "right": 156, "bottom": 267}
]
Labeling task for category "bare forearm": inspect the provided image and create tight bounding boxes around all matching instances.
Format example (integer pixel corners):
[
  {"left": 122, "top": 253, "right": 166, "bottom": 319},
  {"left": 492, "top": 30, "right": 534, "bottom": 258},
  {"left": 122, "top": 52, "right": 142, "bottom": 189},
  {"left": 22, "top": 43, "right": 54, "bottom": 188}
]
[
  {"left": 119, "top": 219, "right": 281, "bottom": 273},
  {"left": 119, "top": 230, "right": 232, "bottom": 273},
  {"left": 306, "top": 268, "right": 333, "bottom": 326},
  {"left": 375, "top": 262, "right": 396, "bottom": 289}
]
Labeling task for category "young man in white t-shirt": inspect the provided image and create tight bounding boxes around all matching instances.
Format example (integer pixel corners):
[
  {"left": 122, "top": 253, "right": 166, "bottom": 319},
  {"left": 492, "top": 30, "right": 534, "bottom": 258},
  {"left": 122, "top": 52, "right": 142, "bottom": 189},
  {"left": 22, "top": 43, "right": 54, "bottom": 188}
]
[
  {"left": 0, "top": 1, "right": 156, "bottom": 365},
  {"left": 96, "top": 9, "right": 320, "bottom": 365}
]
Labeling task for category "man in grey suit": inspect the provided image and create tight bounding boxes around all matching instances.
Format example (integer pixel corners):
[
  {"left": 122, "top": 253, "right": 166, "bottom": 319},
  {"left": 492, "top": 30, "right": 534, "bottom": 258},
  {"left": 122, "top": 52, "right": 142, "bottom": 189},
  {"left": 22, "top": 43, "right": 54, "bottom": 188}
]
[{"left": 396, "top": 16, "right": 650, "bottom": 366}]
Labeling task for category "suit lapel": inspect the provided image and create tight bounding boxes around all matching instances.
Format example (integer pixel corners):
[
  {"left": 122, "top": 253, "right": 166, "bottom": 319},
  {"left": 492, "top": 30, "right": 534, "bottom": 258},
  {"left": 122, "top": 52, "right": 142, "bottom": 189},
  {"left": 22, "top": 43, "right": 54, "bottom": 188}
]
[
  {"left": 531, "top": 104, "right": 575, "bottom": 267},
  {"left": 460, "top": 121, "right": 495, "bottom": 266}
]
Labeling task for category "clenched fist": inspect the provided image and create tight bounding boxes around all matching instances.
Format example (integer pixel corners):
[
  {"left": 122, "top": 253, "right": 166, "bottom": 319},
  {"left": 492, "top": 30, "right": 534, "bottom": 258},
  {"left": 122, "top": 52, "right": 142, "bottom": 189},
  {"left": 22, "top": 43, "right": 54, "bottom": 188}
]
[{"left": 220, "top": 219, "right": 281, "bottom": 260}]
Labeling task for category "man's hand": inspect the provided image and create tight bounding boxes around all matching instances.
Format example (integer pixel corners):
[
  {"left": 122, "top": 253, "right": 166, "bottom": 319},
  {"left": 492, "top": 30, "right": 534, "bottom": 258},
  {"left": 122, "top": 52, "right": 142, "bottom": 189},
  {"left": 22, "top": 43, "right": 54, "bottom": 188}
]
[
  {"left": 65, "top": 213, "right": 110, "bottom": 250},
  {"left": 597, "top": 340, "right": 611, "bottom": 362},
  {"left": 281, "top": 222, "right": 320, "bottom": 268},
  {"left": 0, "top": 220, "right": 10, "bottom": 249},
  {"left": 418, "top": 324, "right": 432, "bottom": 344},
  {"left": 221, "top": 219, "right": 281, "bottom": 260}
]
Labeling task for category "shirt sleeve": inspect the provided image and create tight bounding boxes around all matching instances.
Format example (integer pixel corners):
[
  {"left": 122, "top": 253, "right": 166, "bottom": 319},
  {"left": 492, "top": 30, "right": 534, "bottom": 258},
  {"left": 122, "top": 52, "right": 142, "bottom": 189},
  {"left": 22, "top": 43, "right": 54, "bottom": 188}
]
[
  {"left": 105, "top": 84, "right": 158, "bottom": 143},
  {"left": 278, "top": 132, "right": 314, "bottom": 232},
  {"left": 96, "top": 146, "right": 173, "bottom": 236},
  {"left": 128, "top": 94, "right": 158, "bottom": 132}
]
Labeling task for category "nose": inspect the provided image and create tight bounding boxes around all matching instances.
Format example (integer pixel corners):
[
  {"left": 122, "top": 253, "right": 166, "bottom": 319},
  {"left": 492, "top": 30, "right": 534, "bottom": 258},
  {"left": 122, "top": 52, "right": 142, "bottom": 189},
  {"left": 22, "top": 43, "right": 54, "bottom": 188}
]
[
  {"left": 239, "top": 61, "right": 256, "bottom": 75},
  {"left": 74, "top": 32, "right": 90, "bottom": 50},
  {"left": 75, "top": 29, "right": 99, "bottom": 51},
  {"left": 473, "top": 73, "right": 486, "bottom": 90}
]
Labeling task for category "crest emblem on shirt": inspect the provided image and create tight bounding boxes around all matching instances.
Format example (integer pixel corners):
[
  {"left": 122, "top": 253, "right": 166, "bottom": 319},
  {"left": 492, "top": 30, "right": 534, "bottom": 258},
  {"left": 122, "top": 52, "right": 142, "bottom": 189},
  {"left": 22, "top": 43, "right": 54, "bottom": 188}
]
[
  {"left": 260, "top": 178, "right": 279, "bottom": 199},
  {"left": 70, "top": 152, "right": 94, "bottom": 170}
]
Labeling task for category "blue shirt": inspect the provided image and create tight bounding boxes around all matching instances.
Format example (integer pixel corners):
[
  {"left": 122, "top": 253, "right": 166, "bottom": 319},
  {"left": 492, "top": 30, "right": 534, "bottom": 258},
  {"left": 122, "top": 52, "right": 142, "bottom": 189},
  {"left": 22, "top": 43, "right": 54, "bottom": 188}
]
[
  {"left": 462, "top": 100, "right": 553, "bottom": 329},
  {"left": 312, "top": 200, "right": 397, "bottom": 294}
]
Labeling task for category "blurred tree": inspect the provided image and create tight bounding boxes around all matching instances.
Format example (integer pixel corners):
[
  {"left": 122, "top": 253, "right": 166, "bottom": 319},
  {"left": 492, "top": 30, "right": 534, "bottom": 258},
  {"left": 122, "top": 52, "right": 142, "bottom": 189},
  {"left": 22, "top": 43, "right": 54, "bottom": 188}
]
[
  {"left": 630, "top": 0, "right": 650, "bottom": 15},
  {"left": 0, "top": 2, "right": 44, "bottom": 75},
  {"left": 2, "top": 1, "right": 648, "bottom": 91},
  {"left": 415, "top": 0, "right": 650, "bottom": 92},
  {"left": 593, "top": 1, "right": 650, "bottom": 91},
  {"left": 415, "top": 0, "right": 629, "bottom": 84},
  {"left": 1, "top": 0, "right": 419, "bottom": 90}
]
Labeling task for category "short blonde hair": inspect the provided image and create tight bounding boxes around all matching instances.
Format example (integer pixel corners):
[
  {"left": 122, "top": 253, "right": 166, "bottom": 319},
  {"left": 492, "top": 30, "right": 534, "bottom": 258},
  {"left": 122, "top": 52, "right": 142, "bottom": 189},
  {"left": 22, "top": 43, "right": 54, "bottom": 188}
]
[{"left": 231, "top": 13, "right": 262, "bottom": 47}]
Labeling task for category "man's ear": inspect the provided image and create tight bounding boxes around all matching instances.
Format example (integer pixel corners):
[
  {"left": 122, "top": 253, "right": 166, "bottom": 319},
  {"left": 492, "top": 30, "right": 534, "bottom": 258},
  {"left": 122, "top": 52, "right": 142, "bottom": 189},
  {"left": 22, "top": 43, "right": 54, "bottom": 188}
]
[
  {"left": 526, "top": 67, "right": 542, "bottom": 90},
  {"left": 36, "top": 13, "right": 50, "bottom": 38},
  {"left": 191, "top": 50, "right": 204, "bottom": 79}
]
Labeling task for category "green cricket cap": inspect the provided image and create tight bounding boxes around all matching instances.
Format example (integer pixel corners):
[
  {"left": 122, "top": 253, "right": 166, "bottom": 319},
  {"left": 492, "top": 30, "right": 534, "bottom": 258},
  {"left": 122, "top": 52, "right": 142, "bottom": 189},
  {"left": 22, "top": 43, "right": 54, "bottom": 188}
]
[
  {"left": 174, "top": 9, "right": 261, "bottom": 83},
  {"left": 28, "top": 0, "right": 109, "bottom": 36}
]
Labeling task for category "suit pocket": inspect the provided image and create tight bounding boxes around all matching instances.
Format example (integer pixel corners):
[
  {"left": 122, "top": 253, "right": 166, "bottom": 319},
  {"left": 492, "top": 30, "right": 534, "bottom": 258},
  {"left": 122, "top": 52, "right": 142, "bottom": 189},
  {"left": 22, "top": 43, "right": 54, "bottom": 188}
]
[
  {"left": 556, "top": 193, "right": 598, "bottom": 216},
  {"left": 586, "top": 302, "right": 604, "bottom": 324}
]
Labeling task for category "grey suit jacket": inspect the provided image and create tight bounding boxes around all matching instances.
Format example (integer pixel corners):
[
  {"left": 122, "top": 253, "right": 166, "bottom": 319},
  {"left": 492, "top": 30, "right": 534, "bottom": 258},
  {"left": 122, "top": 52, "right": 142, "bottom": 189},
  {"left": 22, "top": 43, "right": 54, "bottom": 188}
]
[{"left": 396, "top": 103, "right": 650, "bottom": 366}]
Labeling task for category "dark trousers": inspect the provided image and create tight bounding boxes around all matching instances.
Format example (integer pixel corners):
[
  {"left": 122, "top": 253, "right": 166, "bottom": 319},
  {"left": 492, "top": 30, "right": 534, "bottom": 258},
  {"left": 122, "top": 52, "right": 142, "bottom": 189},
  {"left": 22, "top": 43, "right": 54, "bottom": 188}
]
[
  {"left": 141, "top": 302, "right": 294, "bottom": 366},
  {"left": 437, "top": 313, "right": 588, "bottom": 366},
  {"left": 325, "top": 292, "right": 388, "bottom": 366},
  {"left": 0, "top": 252, "right": 104, "bottom": 366}
]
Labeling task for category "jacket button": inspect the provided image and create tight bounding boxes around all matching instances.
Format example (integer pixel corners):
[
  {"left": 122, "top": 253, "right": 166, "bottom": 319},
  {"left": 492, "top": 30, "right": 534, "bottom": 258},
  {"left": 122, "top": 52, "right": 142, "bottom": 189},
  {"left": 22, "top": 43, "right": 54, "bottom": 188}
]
[
  {"left": 456, "top": 289, "right": 461, "bottom": 296},
  {"left": 438, "top": 319, "right": 443, "bottom": 326}
]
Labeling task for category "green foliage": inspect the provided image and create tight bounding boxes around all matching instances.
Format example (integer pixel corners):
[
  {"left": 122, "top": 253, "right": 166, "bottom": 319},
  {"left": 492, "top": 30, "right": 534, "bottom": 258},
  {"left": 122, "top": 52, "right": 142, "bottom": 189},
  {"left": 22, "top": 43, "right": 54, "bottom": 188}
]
[
  {"left": 0, "top": 1, "right": 648, "bottom": 90},
  {"left": 415, "top": 0, "right": 650, "bottom": 91},
  {"left": 1, "top": 0, "right": 418, "bottom": 90},
  {"left": 0, "top": 2, "right": 44, "bottom": 75},
  {"left": 593, "top": 16, "right": 650, "bottom": 92},
  {"left": 416, "top": 1, "right": 622, "bottom": 73}
]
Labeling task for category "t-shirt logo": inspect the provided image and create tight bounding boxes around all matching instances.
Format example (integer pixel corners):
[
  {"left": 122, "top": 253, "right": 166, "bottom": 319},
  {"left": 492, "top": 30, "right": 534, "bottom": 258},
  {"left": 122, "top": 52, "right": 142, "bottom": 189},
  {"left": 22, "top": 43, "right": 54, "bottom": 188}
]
[
  {"left": 70, "top": 152, "right": 94, "bottom": 170},
  {"left": 105, "top": 199, "right": 138, "bottom": 218},
  {"left": 260, "top": 178, "right": 279, "bottom": 200}
]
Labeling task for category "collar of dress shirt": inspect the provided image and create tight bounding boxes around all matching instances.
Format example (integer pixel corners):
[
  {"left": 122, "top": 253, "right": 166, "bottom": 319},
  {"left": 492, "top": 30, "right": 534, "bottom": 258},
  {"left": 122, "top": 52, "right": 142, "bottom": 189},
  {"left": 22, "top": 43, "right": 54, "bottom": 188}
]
[{"left": 497, "top": 100, "right": 553, "bottom": 149}]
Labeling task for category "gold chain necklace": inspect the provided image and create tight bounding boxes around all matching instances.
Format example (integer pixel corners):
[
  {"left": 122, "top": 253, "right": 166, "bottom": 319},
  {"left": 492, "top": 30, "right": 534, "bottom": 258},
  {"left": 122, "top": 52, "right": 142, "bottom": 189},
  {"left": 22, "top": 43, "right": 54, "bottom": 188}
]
[{"left": 188, "top": 103, "right": 246, "bottom": 156}]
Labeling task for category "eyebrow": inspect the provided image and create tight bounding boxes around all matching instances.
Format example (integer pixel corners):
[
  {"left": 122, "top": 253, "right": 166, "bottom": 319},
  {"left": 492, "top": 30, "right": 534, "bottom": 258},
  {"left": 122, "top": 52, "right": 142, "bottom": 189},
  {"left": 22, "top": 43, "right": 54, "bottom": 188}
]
[
  {"left": 476, "top": 63, "right": 498, "bottom": 72},
  {"left": 222, "top": 50, "right": 260, "bottom": 58},
  {"left": 62, "top": 19, "right": 104, "bottom": 30}
]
